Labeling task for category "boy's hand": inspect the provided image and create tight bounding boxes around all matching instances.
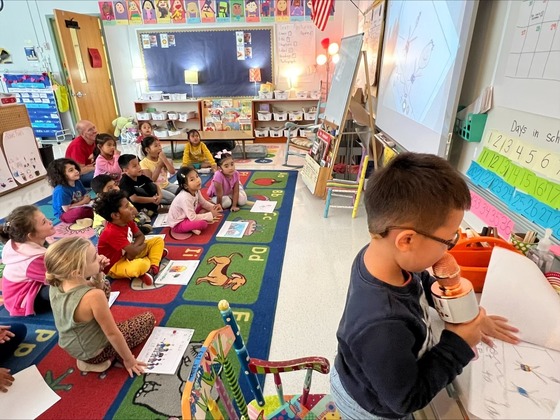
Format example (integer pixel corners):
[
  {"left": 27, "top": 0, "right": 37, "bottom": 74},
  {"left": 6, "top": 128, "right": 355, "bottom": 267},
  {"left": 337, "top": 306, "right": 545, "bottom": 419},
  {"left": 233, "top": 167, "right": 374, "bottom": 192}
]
[
  {"left": 83, "top": 195, "right": 91, "bottom": 204},
  {"left": 0, "top": 326, "right": 14, "bottom": 344},
  {"left": 0, "top": 368, "right": 14, "bottom": 392},
  {"left": 480, "top": 314, "right": 519, "bottom": 347},
  {"left": 98, "top": 254, "right": 111, "bottom": 272},
  {"left": 445, "top": 307, "right": 486, "bottom": 348}
]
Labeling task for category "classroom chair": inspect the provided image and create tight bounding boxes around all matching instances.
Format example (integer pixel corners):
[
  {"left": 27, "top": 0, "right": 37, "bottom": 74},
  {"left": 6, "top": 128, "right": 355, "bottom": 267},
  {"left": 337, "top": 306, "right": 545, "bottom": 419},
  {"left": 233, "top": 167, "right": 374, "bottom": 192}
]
[
  {"left": 323, "top": 146, "right": 369, "bottom": 218},
  {"left": 182, "top": 300, "right": 340, "bottom": 420},
  {"left": 283, "top": 100, "right": 326, "bottom": 168}
]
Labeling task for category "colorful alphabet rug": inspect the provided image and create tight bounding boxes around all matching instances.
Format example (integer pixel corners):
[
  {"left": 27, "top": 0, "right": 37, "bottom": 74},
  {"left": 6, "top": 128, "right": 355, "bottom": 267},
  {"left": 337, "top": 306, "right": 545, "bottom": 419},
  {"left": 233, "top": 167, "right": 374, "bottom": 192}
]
[{"left": 0, "top": 169, "right": 297, "bottom": 419}]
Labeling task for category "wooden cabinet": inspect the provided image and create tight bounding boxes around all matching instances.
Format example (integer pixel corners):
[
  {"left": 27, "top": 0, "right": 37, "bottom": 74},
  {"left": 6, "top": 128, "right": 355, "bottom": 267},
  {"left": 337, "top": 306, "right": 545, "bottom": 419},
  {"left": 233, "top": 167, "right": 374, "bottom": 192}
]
[
  {"left": 252, "top": 98, "right": 319, "bottom": 143},
  {"left": 134, "top": 100, "right": 202, "bottom": 138}
]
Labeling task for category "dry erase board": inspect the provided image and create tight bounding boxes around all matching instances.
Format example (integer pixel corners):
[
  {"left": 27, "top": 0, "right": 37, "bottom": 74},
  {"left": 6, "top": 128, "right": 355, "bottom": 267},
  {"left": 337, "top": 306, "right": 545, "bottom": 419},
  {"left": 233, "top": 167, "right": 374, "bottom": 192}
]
[
  {"left": 375, "top": 0, "right": 478, "bottom": 156},
  {"left": 139, "top": 28, "right": 273, "bottom": 97},
  {"left": 323, "top": 33, "right": 364, "bottom": 128}
]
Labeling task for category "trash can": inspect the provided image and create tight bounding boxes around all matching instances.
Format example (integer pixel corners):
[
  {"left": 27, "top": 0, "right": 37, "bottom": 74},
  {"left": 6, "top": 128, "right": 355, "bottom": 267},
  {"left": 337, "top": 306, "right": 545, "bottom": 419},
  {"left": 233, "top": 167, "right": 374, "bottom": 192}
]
[{"left": 39, "top": 145, "right": 55, "bottom": 169}]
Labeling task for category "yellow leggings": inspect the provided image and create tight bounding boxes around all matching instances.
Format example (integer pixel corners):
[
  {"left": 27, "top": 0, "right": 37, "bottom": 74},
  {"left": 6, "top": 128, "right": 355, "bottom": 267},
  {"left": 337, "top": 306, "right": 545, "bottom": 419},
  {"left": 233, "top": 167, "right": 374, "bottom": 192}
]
[{"left": 108, "top": 237, "right": 165, "bottom": 279}]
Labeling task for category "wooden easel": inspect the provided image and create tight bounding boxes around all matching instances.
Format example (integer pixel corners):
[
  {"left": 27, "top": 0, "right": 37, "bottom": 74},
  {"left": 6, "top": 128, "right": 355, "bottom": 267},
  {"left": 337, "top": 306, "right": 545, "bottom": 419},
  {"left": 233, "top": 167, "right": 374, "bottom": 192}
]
[{"left": 302, "top": 49, "right": 377, "bottom": 198}]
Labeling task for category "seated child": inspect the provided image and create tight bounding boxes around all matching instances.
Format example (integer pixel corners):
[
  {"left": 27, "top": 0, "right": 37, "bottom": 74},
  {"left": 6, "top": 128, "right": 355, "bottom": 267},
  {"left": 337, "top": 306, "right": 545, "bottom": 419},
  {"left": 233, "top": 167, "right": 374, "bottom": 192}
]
[
  {"left": 47, "top": 158, "right": 94, "bottom": 224},
  {"left": 93, "top": 133, "right": 122, "bottom": 182},
  {"left": 136, "top": 121, "right": 158, "bottom": 157},
  {"left": 167, "top": 166, "right": 222, "bottom": 240},
  {"left": 0, "top": 205, "right": 55, "bottom": 316},
  {"left": 91, "top": 174, "right": 152, "bottom": 235},
  {"left": 118, "top": 153, "right": 162, "bottom": 216},
  {"left": 46, "top": 236, "right": 155, "bottom": 374},
  {"left": 331, "top": 152, "right": 519, "bottom": 419},
  {"left": 139, "top": 136, "right": 177, "bottom": 205},
  {"left": 94, "top": 189, "right": 167, "bottom": 286},
  {"left": 181, "top": 129, "right": 217, "bottom": 171},
  {"left": 207, "top": 150, "right": 247, "bottom": 211}
]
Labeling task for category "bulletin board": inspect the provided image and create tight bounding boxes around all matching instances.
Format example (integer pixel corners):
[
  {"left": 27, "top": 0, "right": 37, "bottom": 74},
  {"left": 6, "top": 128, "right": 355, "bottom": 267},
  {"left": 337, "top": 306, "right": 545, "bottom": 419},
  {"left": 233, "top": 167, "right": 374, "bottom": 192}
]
[{"left": 139, "top": 28, "right": 273, "bottom": 97}]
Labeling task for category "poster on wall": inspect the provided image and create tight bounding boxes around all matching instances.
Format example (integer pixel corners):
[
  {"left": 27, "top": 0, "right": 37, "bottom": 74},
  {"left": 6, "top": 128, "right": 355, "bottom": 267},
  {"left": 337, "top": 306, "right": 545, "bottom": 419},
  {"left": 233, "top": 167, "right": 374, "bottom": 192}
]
[{"left": 2, "top": 127, "right": 47, "bottom": 185}]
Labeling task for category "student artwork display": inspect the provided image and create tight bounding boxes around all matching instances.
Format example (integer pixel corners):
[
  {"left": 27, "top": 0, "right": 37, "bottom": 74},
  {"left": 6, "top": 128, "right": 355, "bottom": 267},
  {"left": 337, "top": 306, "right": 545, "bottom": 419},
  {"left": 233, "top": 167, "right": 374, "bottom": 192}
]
[
  {"left": 98, "top": 0, "right": 333, "bottom": 24},
  {"left": 2, "top": 127, "right": 47, "bottom": 185}
]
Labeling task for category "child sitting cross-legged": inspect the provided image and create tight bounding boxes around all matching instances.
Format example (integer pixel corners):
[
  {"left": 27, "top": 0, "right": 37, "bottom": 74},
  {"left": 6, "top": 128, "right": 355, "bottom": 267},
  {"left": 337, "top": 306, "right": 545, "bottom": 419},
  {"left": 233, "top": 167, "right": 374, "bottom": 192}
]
[
  {"left": 94, "top": 189, "right": 167, "bottom": 286},
  {"left": 91, "top": 174, "right": 152, "bottom": 235},
  {"left": 118, "top": 154, "right": 162, "bottom": 216},
  {"left": 46, "top": 236, "right": 155, "bottom": 374},
  {"left": 207, "top": 150, "right": 247, "bottom": 211},
  {"left": 47, "top": 158, "right": 94, "bottom": 224},
  {"left": 167, "top": 166, "right": 222, "bottom": 240}
]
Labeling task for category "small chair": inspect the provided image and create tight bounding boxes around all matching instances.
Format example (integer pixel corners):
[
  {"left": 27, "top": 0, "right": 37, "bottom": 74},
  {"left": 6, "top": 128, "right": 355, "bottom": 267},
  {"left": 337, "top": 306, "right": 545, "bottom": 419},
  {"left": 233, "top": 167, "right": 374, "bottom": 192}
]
[
  {"left": 182, "top": 300, "right": 340, "bottom": 419},
  {"left": 283, "top": 101, "right": 326, "bottom": 168},
  {"left": 323, "top": 146, "right": 369, "bottom": 218}
]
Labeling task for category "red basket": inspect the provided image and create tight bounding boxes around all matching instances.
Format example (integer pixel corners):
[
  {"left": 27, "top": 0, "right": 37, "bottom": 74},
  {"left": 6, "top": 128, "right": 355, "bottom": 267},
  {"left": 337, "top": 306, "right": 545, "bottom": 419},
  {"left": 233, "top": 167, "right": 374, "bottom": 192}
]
[{"left": 449, "top": 237, "right": 520, "bottom": 292}]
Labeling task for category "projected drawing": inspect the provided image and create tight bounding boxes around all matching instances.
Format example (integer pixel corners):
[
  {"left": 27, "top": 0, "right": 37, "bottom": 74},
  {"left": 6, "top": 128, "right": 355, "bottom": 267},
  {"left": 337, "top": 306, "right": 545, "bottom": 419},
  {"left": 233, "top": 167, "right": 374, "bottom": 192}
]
[
  {"left": 469, "top": 341, "right": 560, "bottom": 419},
  {"left": 505, "top": 0, "right": 560, "bottom": 81},
  {"left": 381, "top": 1, "right": 458, "bottom": 127}
]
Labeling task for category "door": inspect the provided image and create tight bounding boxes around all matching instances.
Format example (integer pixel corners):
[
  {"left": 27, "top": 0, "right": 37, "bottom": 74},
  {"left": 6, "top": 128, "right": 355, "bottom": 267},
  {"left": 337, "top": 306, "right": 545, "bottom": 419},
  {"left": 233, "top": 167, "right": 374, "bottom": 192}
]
[{"left": 53, "top": 9, "right": 117, "bottom": 133}]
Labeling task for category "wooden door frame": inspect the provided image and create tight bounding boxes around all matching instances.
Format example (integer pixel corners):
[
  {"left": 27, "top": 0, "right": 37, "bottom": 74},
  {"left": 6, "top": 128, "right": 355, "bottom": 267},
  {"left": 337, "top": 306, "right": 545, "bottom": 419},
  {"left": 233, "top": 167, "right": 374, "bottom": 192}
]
[{"left": 47, "top": 12, "right": 120, "bottom": 133}]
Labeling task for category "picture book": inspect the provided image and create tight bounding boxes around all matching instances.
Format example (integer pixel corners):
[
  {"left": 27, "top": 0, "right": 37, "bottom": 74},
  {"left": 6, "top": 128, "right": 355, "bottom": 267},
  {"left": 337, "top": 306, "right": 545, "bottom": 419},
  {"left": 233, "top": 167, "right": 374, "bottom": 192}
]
[
  {"left": 216, "top": 221, "right": 249, "bottom": 238},
  {"left": 153, "top": 213, "right": 169, "bottom": 227},
  {"left": 155, "top": 260, "right": 200, "bottom": 285},
  {"left": 250, "top": 200, "right": 277, "bottom": 213},
  {"left": 137, "top": 327, "right": 195, "bottom": 375}
]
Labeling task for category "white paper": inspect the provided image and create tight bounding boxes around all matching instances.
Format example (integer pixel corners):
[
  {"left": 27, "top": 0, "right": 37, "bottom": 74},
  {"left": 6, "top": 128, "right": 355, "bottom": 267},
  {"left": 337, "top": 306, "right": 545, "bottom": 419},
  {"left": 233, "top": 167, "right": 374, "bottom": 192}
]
[
  {"left": 108, "top": 291, "right": 120, "bottom": 307},
  {"left": 250, "top": 200, "right": 277, "bottom": 213},
  {"left": 145, "top": 234, "right": 166, "bottom": 240},
  {"left": 153, "top": 213, "right": 169, "bottom": 227},
  {"left": 468, "top": 246, "right": 560, "bottom": 418},
  {"left": 137, "top": 327, "right": 195, "bottom": 375},
  {"left": 155, "top": 260, "right": 199, "bottom": 285},
  {"left": 480, "top": 247, "right": 560, "bottom": 351},
  {"left": 0, "top": 365, "right": 61, "bottom": 419},
  {"left": 216, "top": 221, "right": 249, "bottom": 239}
]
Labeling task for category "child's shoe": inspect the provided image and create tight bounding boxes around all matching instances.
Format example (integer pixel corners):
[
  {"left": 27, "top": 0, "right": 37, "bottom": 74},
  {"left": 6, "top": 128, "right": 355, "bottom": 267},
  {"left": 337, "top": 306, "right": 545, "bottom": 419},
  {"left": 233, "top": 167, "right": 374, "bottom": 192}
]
[
  {"left": 192, "top": 230, "right": 202, "bottom": 235},
  {"left": 162, "top": 248, "right": 169, "bottom": 260},
  {"left": 138, "top": 272, "right": 153, "bottom": 286},
  {"left": 77, "top": 359, "right": 112, "bottom": 373}
]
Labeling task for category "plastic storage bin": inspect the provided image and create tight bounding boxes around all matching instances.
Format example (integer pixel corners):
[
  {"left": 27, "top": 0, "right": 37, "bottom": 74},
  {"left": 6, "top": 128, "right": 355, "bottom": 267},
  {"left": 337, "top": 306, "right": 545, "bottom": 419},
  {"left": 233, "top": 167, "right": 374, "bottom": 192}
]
[
  {"left": 259, "top": 91, "right": 273, "bottom": 99},
  {"left": 136, "top": 112, "right": 151, "bottom": 120},
  {"left": 448, "top": 237, "right": 520, "bottom": 292},
  {"left": 257, "top": 111, "right": 272, "bottom": 121},
  {"left": 310, "top": 91, "right": 321, "bottom": 99},
  {"left": 284, "top": 128, "right": 298, "bottom": 137},
  {"left": 273, "top": 111, "right": 287, "bottom": 121},
  {"left": 154, "top": 128, "right": 168, "bottom": 137},
  {"left": 151, "top": 111, "right": 168, "bottom": 120},
  {"left": 289, "top": 111, "right": 303, "bottom": 121},
  {"left": 454, "top": 111, "right": 488, "bottom": 142},
  {"left": 269, "top": 127, "right": 283, "bottom": 137},
  {"left": 296, "top": 91, "right": 308, "bottom": 98},
  {"left": 255, "top": 128, "right": 269, "bottom": 137},
  {"left": 274, "top": 90, "right": 289, "bottom": 100},
  {"left": 167, "top": 112, "right": 178, "bottom": 120},
  {"left": 178, "top": 112, "right": 188, "bottom": 122},
  {"left": 304, "top": 111, "right": 317, "bottom": 120}
]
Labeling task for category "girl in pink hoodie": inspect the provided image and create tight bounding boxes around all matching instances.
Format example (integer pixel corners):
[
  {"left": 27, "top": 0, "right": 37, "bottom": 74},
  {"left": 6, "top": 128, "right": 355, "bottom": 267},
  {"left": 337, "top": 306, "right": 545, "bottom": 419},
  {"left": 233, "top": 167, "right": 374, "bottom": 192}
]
[{"left": 0, "top": 205, "right": 55, "bottom": 316}]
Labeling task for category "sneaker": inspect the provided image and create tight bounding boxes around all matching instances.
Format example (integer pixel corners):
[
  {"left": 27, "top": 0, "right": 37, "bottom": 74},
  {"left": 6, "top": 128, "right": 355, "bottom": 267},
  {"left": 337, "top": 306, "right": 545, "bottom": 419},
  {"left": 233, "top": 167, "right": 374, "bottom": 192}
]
[
  {"left": 161, "top": 248, "right": 169, "bottom": 260},
  {"left": 139, "top": 272, "right": 153, "bottom": 286},
  {"left": 192, "top": 229, "right": 202, "bottom": 235},
  {"left": 77, "top": 359, "right": 112, "bottom": 373}
]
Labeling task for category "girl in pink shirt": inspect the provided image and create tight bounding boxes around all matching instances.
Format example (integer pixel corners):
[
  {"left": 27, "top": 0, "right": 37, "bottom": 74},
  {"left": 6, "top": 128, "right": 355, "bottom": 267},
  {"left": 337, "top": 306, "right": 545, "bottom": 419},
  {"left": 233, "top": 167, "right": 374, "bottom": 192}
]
[
  {"left": 207, "top": 151, "right": 247, "bottom": 211},
  {"left": 94, "top": 133, "right": 122, "bottom": 181},
  {"left": 166, "top": 166, "right": 222, "bottom": 240}
]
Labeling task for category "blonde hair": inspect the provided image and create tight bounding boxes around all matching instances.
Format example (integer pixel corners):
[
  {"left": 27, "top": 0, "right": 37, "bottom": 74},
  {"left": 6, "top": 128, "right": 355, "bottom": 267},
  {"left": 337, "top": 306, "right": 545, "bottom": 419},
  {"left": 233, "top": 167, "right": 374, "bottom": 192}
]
[{"left": 45, "top": 237, "right": 92, "bottom": 287}]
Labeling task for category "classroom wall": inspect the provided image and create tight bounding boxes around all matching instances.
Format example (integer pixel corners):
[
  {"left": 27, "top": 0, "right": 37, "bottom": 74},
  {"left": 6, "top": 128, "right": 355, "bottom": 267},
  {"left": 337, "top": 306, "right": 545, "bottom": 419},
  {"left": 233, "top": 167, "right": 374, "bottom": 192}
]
[{"left": 0, "top": 0, "right": 359, "bottom": 122}]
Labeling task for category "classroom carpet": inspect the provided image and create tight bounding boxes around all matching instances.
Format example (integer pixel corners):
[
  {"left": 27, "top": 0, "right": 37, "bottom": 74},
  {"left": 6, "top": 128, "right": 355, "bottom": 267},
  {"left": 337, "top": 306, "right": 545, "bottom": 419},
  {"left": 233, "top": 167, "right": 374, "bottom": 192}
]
[
  {"left": 169, "top": 143, "right": 284, "bottom": 167},
  {"left": 0, "top": 169, "right": 297, "bottom": 419}
]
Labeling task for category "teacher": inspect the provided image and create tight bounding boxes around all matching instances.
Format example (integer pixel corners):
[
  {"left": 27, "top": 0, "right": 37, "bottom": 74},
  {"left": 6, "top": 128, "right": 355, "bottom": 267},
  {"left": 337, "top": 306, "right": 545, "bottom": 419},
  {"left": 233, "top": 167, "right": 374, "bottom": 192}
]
[{"left": 65, "top": 120, "right": 97, "bottom": 188}]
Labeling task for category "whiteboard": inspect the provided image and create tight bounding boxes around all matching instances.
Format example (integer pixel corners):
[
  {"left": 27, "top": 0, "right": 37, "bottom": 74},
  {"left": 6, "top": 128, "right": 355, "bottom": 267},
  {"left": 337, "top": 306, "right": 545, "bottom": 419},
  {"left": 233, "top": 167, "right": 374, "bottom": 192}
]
[
  {"left": 494, "top": 0, "right": 560, "bottom": 119},
  {"left": 323, "top": 34, "right": 364, "bottom": 127},
  {"left": 375, "top": 0, "right": 478, "bottom": 156}
]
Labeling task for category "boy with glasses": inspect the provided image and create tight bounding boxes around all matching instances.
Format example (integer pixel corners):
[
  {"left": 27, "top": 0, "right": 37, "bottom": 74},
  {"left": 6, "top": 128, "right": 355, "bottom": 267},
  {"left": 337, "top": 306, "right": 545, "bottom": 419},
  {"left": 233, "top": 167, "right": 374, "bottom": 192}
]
[{"left": 331, "top": 152, "right": 519, "bottom": 419}]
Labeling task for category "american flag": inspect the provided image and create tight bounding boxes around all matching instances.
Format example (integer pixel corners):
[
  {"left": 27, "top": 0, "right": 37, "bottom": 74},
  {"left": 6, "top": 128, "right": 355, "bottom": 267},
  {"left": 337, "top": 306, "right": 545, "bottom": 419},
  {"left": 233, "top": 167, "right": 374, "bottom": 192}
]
[{"left": 311, "top": 0, "right": 334, "bottom": 32}]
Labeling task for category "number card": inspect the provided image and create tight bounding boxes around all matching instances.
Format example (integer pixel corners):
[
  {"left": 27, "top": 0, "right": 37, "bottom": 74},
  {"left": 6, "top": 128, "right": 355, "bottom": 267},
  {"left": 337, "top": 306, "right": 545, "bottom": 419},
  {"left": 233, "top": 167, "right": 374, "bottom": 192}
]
[{"left": 469, "top": 190, "right": 515, "bottom": 239}]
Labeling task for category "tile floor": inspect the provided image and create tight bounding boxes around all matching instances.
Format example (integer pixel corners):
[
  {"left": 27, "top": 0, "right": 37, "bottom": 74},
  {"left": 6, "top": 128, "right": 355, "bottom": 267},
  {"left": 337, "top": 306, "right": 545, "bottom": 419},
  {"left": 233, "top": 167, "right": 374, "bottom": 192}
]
[{"left": 0, "top": 140, "right": 371, "bottom": 398}]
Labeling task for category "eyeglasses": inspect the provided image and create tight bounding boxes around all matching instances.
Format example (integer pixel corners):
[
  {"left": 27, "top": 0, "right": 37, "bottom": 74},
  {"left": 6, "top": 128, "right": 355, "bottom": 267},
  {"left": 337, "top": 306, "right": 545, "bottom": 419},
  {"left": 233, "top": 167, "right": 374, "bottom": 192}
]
[{"left": 379, "top": 226, "right": 460, "bottom": 250}]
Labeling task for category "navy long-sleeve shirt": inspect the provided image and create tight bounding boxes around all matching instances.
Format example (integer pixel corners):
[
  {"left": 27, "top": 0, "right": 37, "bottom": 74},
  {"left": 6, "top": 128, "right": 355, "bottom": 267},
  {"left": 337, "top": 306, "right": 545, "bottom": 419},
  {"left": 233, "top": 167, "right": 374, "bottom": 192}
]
[{"left": 334, "top": 246, "right": 474, "bottom": 418}]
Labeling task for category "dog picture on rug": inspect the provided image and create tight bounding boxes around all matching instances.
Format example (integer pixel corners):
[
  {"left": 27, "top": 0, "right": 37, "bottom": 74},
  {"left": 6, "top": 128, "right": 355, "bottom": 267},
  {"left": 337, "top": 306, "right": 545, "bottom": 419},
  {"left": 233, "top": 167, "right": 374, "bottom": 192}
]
[{"left": 196, "top": 253, "right": 247, "bottom": 290}]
